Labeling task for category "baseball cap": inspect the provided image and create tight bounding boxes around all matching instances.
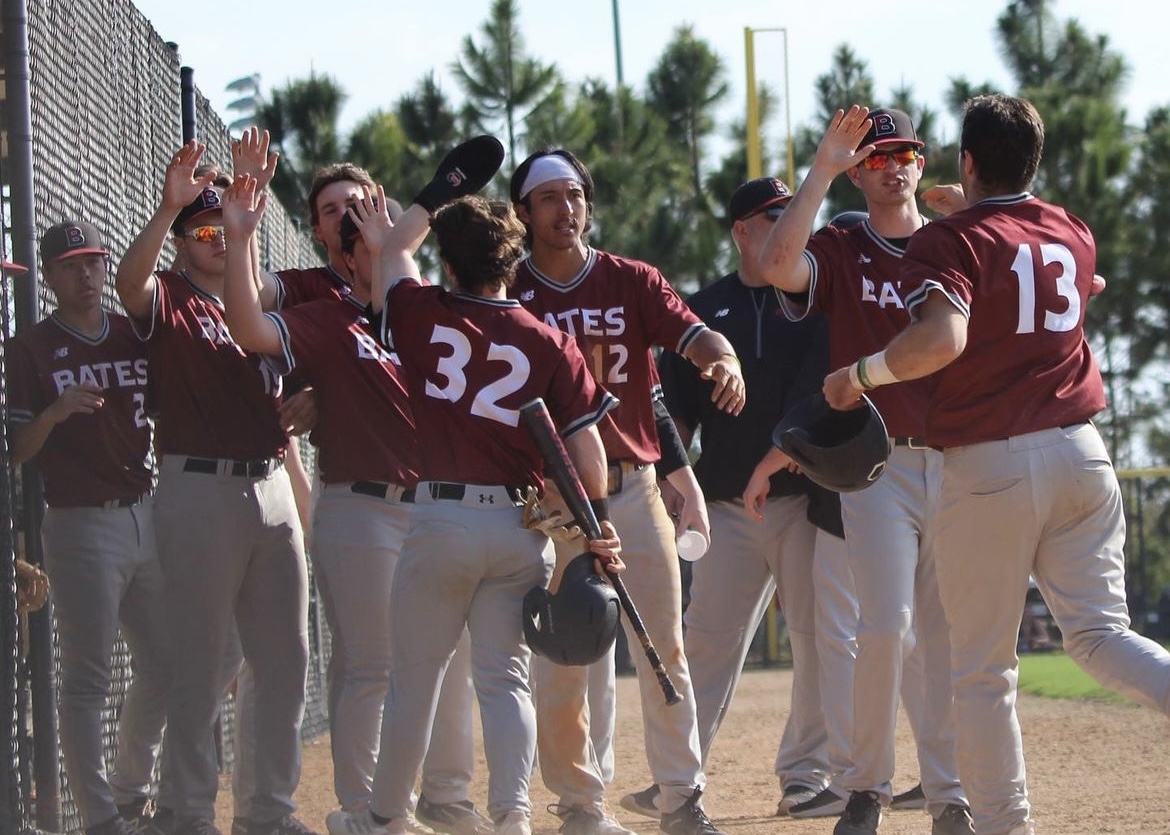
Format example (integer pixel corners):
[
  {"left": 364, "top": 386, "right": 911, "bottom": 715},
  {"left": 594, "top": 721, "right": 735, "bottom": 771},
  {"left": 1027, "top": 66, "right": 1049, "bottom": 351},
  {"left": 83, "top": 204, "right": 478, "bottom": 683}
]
[
  {"left": 862, "top": 108, "right": 924, "bottom": 148},
  {"left": 728, "top": 177, "right": 794, "bottom": 223},
  {"left": 1, "top": 259, "right": 28, "bottom": 274},
  {"left": 172, "top": 186, "right": 224, "bottom": 232},
  {"left": 39, "top": 221, "right": 110, "bottom": 263}
]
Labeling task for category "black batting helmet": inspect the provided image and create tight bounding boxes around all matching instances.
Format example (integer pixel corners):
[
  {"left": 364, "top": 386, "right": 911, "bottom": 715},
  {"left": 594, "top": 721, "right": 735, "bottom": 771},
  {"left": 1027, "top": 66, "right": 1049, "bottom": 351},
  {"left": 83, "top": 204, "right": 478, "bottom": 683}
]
[
  {"left": 773, "top": 392, "right": 890, "bottom": 493},
  {"left": 827, "top": 210, "right": 868, "bottom": 230},
  {"left": 523, "top": 553, "right": 620, "bottom": 666}
]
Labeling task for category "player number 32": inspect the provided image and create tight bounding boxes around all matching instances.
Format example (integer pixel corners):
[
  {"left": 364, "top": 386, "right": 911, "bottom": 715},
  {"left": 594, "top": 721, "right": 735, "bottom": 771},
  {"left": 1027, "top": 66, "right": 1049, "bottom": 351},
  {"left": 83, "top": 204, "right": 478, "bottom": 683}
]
[
  {"left": 427, "top": 324, "right": 531, "bottom": 427},
  {"left": 1011, "top": 242, "right": 1080, "bottom": 334}
]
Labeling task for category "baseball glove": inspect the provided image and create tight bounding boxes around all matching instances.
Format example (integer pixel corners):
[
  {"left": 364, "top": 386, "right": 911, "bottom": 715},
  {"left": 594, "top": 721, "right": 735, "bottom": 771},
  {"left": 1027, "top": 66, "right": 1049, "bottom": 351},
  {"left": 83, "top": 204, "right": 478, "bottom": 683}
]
[
  {"left": 16, "top": 559, "right": 50, "bottom": 614},
  {"left": 521, "top": 486, "right": 584, "bottom": 543}
]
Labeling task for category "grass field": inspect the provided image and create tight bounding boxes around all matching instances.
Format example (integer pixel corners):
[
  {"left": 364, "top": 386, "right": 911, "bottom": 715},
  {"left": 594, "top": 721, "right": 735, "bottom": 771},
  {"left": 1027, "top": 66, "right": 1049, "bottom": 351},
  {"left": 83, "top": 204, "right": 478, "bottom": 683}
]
[{"left": 1017, "top": 650, "right": 1128, "bottom": 702}]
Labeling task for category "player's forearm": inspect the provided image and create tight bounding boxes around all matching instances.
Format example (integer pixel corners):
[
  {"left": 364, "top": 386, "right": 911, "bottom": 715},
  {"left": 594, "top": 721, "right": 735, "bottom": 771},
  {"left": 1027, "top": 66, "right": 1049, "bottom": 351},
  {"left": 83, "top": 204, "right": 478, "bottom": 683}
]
[
  {"left": 564, "top": 425, "right": 609, "bottom": 500},
  {"left": 8, "top": 418, "right": 56, "bottom": 468},
  {"left": 757, "top": 167, "right": 834, "bottom": 293},
  {"left": 858, "top": 292, "right": 967, "bottom": 388},
  {"left": 284, "top": 439, "right": 313, "bottom": 534},
  {"left": 251, "top": 230, "right": 279, "bottom": 310},
  {"left": 222, "top": 230, "right": 279, "bottom": 356},
  {"left": 752, "top": 446, "right": 792, "bottom": 481},
  {"left": 116, "top": 209, "right": 172, "bottom": 319},
  {"left": 684, "top": 328, "right": 739, "bottom": 369}
]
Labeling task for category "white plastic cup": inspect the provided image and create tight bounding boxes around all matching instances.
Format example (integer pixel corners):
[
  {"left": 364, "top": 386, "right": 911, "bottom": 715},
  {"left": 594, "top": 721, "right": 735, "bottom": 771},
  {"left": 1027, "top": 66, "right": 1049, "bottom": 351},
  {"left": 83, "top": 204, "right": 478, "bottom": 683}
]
[{"left": 676, "top": 528, "right": 709, "bottom": 562}]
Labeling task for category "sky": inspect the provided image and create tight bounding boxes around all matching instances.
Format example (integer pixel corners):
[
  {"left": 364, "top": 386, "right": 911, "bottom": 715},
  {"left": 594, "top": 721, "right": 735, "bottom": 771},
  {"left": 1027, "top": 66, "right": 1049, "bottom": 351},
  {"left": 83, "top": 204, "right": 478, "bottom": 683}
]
[{"left": 130, "top": 0, "right": 1167, "bottom": 168}]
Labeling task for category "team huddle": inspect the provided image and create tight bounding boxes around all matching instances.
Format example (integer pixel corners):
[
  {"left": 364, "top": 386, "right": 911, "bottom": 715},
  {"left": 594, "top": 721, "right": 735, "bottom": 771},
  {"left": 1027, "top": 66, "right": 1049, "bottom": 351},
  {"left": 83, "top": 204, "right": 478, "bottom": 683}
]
[{"left": 5, "top": 92, "right": 1170, "bottom": 835}]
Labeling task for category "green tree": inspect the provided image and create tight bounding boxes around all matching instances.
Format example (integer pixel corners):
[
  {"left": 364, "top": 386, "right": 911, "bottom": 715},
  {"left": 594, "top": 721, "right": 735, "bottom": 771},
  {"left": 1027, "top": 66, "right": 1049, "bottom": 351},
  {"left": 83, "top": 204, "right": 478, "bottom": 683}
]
[
  {"left": 452, "top": 0, "right": 560, "bottom": 163},
  {"left": 257, "top": 72, "right": 348, "bottom": 222},
  {"left": 646, "top": 25, "right": 729, "bottom": 205},
  {"left": 799, "top": 45, "right": 877, "bottom": 217}
]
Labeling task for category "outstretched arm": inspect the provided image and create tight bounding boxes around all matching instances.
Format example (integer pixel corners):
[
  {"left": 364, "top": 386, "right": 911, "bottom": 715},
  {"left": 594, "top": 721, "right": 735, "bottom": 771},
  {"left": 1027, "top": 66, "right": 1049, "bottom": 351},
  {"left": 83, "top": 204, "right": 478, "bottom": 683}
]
[
  {"left": 231, "top": 127, "right": 283, "bottom": 310},
  {"left": 348, "top": 186, "right": 430, "bottom": 314},
  {"left": 220, "top": 175, "right": 282, "bottom": 357},
  {"left": 117, "top": 141, "right": 216, "bottom": 319},
  {"left": 757, "top": 106, "right": 875, "bottom": 293},
  {"left": 823, "top": 290, "right": 967, "bottom": 409}
]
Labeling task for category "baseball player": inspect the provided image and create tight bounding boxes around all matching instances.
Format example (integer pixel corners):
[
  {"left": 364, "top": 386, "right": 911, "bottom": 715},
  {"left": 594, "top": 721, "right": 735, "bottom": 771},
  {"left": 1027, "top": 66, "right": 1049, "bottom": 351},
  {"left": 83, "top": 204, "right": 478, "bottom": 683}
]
[
  {"left": 823, "top": 93, "right": 1170, "bottom": 835},
  {"left": 5, "top": 225, "right": 170, "bottom": 835},
  {"left": 754, "top": 107, "right": 970, "bottom": 835},
  {"left": 219, "top": 177, "right": 489, "bottom": 835},
  {"left": 507, "top": 148, "right": 744, "bottom": 835},
  {"left": 653, "top": 177, "right": 831, "bottom": 814},
  {"left": 115, "top": 141, "right": 314, "bottom": 835},
  {"left": 333, "top": 170, "right": 621, "bottom": 835}
]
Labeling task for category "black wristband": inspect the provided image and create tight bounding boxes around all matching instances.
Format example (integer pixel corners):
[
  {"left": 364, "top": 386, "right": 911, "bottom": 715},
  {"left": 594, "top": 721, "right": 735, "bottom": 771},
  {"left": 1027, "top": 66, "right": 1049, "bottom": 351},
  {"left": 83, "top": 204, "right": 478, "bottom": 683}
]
[{"left": 588, "top": 497, "right": 611, "bottom": 524}]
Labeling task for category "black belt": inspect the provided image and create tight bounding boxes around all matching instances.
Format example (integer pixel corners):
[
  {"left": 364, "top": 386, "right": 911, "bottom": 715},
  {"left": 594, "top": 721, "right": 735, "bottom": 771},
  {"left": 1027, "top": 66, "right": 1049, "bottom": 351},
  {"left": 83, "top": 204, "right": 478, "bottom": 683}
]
[
  {"left": 183, "top": 456, "right": 281, "bottom": 478},
  {"left": 350, "top": 481, "right": 416, "bottom": 503},
  {"left": 425, "top": 482, "right": 527, "bottom": 505},
  {"left": 606, "top": 461, "right": 650, "bottom": 495},
  {"left": 892, "top": 437, "right": 929, "bottom": 449}
]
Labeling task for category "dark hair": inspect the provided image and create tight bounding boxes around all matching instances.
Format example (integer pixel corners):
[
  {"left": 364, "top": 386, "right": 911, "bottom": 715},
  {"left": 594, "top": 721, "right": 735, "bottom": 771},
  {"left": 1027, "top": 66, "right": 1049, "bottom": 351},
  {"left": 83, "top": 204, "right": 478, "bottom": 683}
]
[
  {"left": 194, "top": 164, "right": 232, "bottom": 189},
  {"left": 430, "top": 196, "right": 527, "bottom": 294},
  {"left": 960, "top": 94, "right": 1044, "bottom": 194},
  {"left": 307, "top": 163, "right": 376, "bottom": 227},
  {"left": 509, "top": 148, "right": 594, "bottom": 204}
]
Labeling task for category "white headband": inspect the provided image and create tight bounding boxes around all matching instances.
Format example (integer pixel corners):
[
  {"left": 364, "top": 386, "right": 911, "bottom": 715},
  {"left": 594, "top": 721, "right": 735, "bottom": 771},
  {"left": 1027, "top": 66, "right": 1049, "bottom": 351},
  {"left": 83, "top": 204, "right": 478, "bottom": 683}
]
[{"left": 519, "top": 155, "right": 583, "bottom": 199}]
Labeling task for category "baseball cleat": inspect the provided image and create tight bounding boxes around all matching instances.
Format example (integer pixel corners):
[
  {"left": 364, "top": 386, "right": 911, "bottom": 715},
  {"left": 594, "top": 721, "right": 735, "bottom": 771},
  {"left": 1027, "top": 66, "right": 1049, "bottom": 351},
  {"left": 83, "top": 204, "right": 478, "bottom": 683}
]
[
  {"left": 832, "top": 792, "right": 882, "bottom": 835},
  {"left": 327, "top": 811, "right": 435, "bottom": 835},
  {"left": 618, "top": 785, "right": 660, "bottom": 819},
  {"left": 493, "top": 811, "right": 531, "bottom": 835},
  {"left": 657, "top": 790, "right": 726, "bottom": 835},
  {"left": 931, "top": 804, "right": 974, "bottom": 835},
  {"left": 788, "top": 787, "right": 848, "bottom": 819},
  {"left": 889, "top": 783, "right": 926, "bottom": 811},
  {"left": 239, "top": 816, "right": 322, "bottom": 835},
  {"left": 775, "top": 784, "right": 819, "bottom": 816},
  {"left": 416, "top": 797, "right": 494, "bottom": 835}
]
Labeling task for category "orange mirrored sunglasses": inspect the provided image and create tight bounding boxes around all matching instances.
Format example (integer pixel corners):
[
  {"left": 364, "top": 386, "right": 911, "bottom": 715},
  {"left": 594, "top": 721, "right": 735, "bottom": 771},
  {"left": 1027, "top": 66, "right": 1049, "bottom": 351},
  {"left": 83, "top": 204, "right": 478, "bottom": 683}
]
[
  {"left": 182, "top": 225, "right": 225, "bottom": 242},
  {"left": 860, "top": 149, "right": 919, "bottom": 170}
]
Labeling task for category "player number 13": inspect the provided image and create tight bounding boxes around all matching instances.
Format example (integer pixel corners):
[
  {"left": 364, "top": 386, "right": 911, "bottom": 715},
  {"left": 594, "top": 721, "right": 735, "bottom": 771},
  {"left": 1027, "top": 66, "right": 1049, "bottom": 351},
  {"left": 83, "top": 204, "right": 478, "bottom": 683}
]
[{"left": 1010, "top": 242, "right": 1079, "bottom": 335}]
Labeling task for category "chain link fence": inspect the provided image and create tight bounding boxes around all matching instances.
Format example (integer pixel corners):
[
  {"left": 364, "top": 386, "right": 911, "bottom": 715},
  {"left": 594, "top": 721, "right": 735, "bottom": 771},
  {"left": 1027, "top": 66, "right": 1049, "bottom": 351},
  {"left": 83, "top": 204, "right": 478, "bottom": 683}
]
[{"left": 2, "top": 1, "right": 330, "bottom": 832}]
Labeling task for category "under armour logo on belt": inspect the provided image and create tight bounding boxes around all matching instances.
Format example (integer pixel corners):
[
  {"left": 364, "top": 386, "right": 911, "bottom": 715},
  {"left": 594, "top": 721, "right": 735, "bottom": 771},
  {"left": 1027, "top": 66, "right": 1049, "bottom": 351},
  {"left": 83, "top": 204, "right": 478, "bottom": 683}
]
[{"left": 478, "top": 493, "right": 494, "bottom": 504}]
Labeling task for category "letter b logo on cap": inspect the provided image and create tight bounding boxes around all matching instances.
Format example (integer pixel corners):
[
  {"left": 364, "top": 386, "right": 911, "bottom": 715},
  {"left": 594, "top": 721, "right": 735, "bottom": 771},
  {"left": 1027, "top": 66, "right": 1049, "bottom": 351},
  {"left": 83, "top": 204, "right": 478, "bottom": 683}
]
[{"left": 64, "top": 226, "right": 86, "bottom": 249}]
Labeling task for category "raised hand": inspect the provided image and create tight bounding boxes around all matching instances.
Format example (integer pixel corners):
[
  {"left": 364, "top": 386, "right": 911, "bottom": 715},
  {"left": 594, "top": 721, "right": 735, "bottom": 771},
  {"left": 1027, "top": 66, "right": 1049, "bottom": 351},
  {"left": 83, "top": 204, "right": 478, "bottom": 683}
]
[
  {"left": 232, "top": 127, "right": 280, "bottom": 192},
  {"left": 163, "top": 141, "right": 217, "bottom": 212},
  {"left": 814, "top": 106, "right": 877, "bottom": 177},
  {"left": 221, "top": 174, "right": 268, "bottom": 238},
  {"left": 346, "top": 184, "right": 394, "bottom": 251}
]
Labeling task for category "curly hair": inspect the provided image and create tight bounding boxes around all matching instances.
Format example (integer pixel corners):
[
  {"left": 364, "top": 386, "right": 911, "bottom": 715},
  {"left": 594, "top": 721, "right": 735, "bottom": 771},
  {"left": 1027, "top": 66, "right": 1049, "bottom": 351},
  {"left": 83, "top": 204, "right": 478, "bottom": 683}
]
[{"left": 430, "top": 196, "right": 527, "bottom": 295}]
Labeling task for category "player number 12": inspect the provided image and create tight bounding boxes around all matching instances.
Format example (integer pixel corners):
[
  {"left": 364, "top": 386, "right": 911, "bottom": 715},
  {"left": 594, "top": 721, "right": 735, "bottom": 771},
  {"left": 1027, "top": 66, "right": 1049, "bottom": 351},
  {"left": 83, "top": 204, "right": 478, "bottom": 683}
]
[{"left": 1010, "top": 242, "right": 1079, "bottom": 335}]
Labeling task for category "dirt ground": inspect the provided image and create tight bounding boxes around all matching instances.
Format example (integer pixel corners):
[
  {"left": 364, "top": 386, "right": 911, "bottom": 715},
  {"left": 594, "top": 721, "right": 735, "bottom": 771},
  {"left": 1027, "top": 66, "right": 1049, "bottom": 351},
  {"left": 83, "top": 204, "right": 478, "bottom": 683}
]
[{"left": 215, "top": 667, "right": 1170, "bottom": 835}]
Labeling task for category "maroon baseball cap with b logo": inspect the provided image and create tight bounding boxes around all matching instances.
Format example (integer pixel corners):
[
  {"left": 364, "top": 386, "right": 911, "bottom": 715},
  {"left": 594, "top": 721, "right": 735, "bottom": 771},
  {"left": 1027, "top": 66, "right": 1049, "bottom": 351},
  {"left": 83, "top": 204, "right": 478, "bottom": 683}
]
[
  {"left": 39, "top": 220, "right": 110, "bottom": 263},
  {"left": 862, "top": 108, "right": 924, "bottom": 148}
]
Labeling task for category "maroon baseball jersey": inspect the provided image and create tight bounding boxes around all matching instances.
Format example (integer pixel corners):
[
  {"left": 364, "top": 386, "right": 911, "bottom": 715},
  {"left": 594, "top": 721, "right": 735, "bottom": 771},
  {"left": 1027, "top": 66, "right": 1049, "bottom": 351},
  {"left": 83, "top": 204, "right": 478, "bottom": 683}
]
[
  {"left": 380, "top": 277, "right": 617, "bottom": 488},
  {"left": 5, "top": 312, "right": 152, "bottom": 506},
  {"left": 510, "top": 249, "right": 705, "bottom": 464},
  {"left": 267, "top": 295, "right": 419, "bottom": 485},
  {"left": 788, "top": 221, "right": 931, "bottom": 437},
  {"left": 133, "top": 270, "right": 288, "bottom": 459},
  {"left": 275, "top": 265, "right": 351, "bottom": 308},
  {"left": 901, "top": 194, "right": 1105, "bottom": 447}
]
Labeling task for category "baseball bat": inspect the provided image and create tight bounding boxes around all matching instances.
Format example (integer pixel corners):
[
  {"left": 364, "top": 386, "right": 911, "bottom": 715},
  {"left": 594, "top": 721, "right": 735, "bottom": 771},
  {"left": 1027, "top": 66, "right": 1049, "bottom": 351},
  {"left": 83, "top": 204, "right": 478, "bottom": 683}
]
[{"left": 520, "top": 398, "right": 684, "bottom": 706}]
